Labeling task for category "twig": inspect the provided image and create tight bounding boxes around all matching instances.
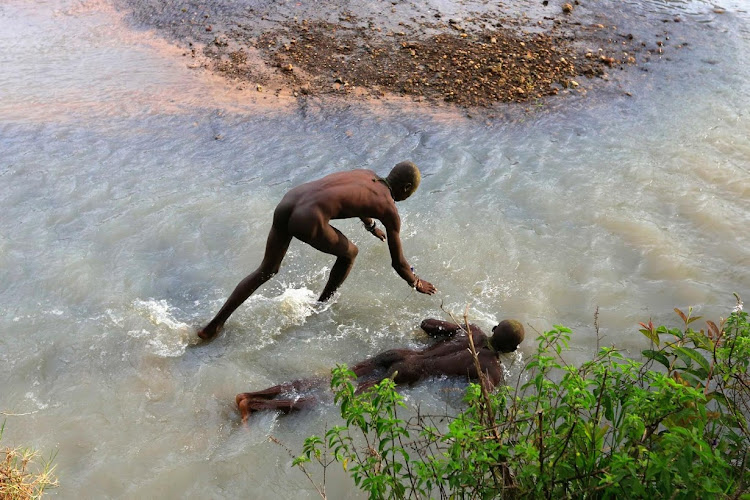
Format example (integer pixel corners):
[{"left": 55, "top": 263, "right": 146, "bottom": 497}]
[
  {"left": 1, "top": 411, "right": 38, "bottom": 417},
  {"left": 538, "top": 410, "right": 547, "bottom": 498},
  {"left": 269, "top": 435, "right": 327, "bottom": 499},
  {"left": 594, "top": 306, "right": 601, "bottom": 352}
]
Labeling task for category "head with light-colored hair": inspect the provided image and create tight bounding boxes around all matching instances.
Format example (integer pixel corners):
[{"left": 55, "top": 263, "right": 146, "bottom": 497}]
[{"left": 386, "top": 161, "right": 421, "bottom": 201}]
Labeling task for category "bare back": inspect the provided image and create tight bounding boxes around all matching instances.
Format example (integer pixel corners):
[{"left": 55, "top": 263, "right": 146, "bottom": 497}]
[
  {"left": 275, "top": 169, "right": 421, "bottom": 289},
  {"left": 384, "top": 330, "right": 503, "bottom": 389},
  {"left": 280, "top": 169, "right": 398, "bottom": 227}
]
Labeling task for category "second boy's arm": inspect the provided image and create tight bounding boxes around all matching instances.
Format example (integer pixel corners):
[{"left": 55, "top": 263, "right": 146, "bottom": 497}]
[{"left": 420, "top": 319, "right": 463, "bottom": 339}]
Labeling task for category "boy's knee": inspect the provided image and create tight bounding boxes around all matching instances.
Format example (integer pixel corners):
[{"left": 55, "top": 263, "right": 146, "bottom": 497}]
[
  {"left": 259, "top": 263, "right": 281, "bottom": 278},
  {"left": 347, "top": 244, "right": 359, "bottom": 260}
]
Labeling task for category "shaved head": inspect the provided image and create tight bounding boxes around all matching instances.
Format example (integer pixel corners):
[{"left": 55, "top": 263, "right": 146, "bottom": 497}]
[{"left": 491, "top": 319, "right": 525, "bottom": 353}]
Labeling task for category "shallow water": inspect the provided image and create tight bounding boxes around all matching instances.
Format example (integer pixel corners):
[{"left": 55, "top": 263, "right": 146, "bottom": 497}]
[{"left": 1, "top": 0, "right": 749, "bottom": 497}]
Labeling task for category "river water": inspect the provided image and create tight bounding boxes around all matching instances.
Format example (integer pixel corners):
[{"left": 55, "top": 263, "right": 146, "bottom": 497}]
[{"left": 1, "top": 0, "right": 748, "bottom": 497}]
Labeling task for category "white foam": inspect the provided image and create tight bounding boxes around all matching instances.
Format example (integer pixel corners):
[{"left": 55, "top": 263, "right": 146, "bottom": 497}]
[
  {"left": 275, "top": 287, "right": 319, "bottom": 320},
  {"left": 132, "top": 299, "right": 192, "bottom": 357},
  {"left": 24, "top": 391, "right": 49, "bottom": 410},
  {"left": 242, "top": 286, "right": 328, "bottom": 337},
  {"left": 134, "top": 299, "right": 190, "bottom": 331}
]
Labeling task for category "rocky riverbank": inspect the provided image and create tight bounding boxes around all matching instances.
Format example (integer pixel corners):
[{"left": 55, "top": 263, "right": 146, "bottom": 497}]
[{"left": 118, "top": 0, "right": 688, "bottom": 108}]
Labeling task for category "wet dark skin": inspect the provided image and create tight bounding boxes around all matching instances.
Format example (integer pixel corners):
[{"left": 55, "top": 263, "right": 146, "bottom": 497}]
[
  {"left": 198, "top": 164, "right": 436, "bottom": 340},
  {"left": 235, "top": 319, "right": 524, "bottom": 422}
]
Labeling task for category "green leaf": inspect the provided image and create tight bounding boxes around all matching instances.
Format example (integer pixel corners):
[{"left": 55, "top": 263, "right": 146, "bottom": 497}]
[
  {"left": 640, "top": 328, "right": 660, "bottom": 346},
  {"left": 677, "top": 371, "right": 702, "bottom": 388},
  {"left": 688, "top": 330, "right": 714, "bottom": 352},
  {"left": 686, "top": 315, "right": 703, "bottom": 325},
  {"left": 674, "top": 347, "right": 711, "bottom": 374},
  {"left": 705, "top": 391, "right": 731, "bottom": 410},
  {"left": 642, "top": 349, "right": 670, "bottom": 369}
]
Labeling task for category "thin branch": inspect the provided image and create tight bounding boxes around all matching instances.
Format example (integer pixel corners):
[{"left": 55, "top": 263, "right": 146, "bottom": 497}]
[
  {"left": 269, "top": 435, "right": 327, "bottom": 499},
  {"left": 594, "top": 306, "right": 602, "bottom": 352},
  {"left": 0, "top": 411, "right": 38, "bottom": 417}
]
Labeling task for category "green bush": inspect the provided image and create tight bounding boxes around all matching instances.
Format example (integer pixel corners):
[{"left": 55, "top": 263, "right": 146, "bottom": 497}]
[{"left": 293, "top": 296, "right": 749, "bottom": 499}]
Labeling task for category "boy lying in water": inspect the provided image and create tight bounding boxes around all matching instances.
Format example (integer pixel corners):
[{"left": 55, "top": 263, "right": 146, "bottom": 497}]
[{"left": 236, "top": 318, "right": 525, "bottom": 422}]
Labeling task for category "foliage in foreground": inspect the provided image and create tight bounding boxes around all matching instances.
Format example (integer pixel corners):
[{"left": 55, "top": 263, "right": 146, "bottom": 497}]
[
  {"left": 292, "top": 296, "right": 749, "bottom": 499},
  {"left": 0, "top": 423, "right": 57, "bottom": 500}
]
